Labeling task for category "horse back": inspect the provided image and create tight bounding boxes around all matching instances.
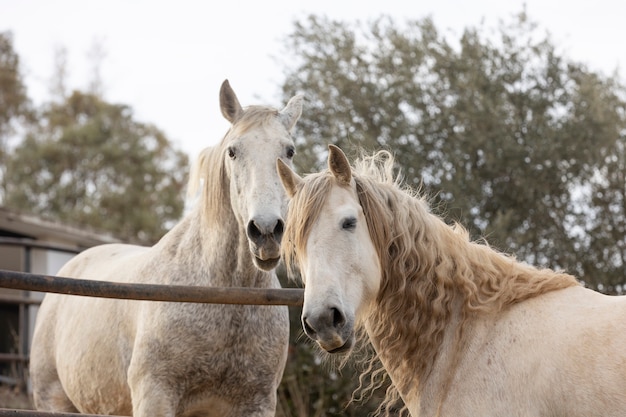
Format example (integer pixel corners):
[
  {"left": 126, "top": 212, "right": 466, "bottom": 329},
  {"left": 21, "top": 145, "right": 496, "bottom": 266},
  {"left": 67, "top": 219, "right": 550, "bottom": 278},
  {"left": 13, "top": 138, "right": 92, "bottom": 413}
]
[{"left": 57, "top": 243, "right": 151, "bottom": 282}]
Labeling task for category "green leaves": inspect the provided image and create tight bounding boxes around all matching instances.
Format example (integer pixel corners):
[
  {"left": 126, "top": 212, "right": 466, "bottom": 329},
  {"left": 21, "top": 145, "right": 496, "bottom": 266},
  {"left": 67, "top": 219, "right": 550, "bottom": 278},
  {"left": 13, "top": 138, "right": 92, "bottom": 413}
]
[
  {"left": 0, "top": 32, "right": 189, "bottom": 245},
  {"left": 280, "top": 13, "right": 626, "bottom": 292},
  {"left": 276, "top": 14, "right": 626, "bottom": 414},
  {"left": 0, "top": 32, "right": 32, "bottom": 139},
  {"left": 3, "top": 91, "right": 189, "bottom": 245}
]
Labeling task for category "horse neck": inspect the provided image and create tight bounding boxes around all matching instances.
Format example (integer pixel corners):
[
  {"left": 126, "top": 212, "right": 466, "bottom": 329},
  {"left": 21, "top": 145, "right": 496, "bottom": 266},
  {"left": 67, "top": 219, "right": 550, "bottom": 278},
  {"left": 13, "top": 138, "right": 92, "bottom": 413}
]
[
  {"left": 363, "top": 294, "right": 465, "bottom": 413},
  {"left": 156, "top": 205, "right": 268, "bottom": 287},
  {"left": 364, "top": 199, "right": 578, "bottom": 411}
]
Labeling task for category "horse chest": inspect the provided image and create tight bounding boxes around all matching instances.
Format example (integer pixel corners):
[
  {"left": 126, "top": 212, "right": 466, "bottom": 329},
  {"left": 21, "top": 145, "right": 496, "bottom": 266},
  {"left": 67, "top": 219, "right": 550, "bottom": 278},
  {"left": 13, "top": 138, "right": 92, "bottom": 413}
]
[{"left": 134, "top": 301, "right": 289, "bottom": 380}]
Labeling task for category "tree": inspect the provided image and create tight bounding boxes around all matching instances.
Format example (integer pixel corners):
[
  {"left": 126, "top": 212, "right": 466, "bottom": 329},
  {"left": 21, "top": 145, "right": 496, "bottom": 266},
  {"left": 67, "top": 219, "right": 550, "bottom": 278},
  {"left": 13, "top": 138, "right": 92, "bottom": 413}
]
[
  {"left": 279, "top": 12, "right": 626, "bottom": 290},
  {"left": 0, "top": 31, "right": 33, "bottom": 190},
  {"left": 577, "top": 131, "right": 626, "bottom": 293},
  {"left": 3, "top": 91, "right": 188, "bottom": 244},
  {"left": 0, "top": 32, "right": 31, "bottom": 140},
  {"left": 276, "top": 11, "right": 626, "bottom": 414},
  {"left": 48, "top": 45, "right": 69, "bottom": 101}
]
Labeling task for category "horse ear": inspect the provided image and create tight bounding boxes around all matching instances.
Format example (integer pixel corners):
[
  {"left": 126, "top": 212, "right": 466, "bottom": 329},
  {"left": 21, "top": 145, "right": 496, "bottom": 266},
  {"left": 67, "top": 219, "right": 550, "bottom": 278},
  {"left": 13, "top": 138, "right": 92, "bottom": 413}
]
[
  {"left": 277, "top": 158, "right": 303, "bottom": 198},
  {"left": 279, "top": 94, "right": 304, "bottom": 133},
  {"left": 219, "top": 79, "right": 244, "bottom": 123},
  {"left": 328, "top": 144, "right": 352, "bottom": 185}
]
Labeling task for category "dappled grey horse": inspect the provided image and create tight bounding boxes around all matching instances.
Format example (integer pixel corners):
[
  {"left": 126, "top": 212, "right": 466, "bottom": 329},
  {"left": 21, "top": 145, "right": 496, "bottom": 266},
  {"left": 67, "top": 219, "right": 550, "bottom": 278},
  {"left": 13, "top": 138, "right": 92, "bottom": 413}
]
[{"left": 30, "top": 80, "right": 303, "bottom": 417}]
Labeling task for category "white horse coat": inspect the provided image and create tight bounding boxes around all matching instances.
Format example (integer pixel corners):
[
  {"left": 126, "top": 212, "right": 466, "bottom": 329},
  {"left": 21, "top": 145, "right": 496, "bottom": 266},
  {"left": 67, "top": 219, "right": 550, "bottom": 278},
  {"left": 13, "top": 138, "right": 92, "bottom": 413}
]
[
  {"left": 278, "top": 144, "right": 626, "bottom": 417},
  {"left": 30, "top": 80, "right": 302, "bottom": 417}
]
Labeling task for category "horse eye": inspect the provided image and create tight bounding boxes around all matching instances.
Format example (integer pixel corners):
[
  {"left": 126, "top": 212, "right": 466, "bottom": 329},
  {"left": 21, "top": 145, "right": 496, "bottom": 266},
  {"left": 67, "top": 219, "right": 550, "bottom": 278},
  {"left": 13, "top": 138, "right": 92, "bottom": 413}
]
[
  {"left": 227, "top": 147, "right": 236, "bottom": 160},
  {"left": 286, "top": 146, "right": 295, "bottom": 159},
  {"left": 341, "top": 217, "right": 357, "bottom": 231}
]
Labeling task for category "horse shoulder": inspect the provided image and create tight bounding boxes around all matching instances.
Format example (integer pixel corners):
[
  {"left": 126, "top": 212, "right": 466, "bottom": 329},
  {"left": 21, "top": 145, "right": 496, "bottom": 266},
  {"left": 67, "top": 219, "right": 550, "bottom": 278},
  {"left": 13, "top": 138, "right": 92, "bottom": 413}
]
[
  {"left": 35, "top": 243, "right": 150, "bottom": 340},
  {"left": 36, "top": 243, "right": 150, "bottom": 330},
  {"left": 31, "top": 243, "right": 151, "bottom": 414}
]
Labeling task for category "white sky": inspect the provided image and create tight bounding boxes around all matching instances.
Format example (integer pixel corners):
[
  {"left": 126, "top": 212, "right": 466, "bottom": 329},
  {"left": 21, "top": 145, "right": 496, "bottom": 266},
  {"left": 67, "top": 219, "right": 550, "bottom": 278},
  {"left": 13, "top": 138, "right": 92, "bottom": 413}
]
[{"left": 1, "top": 0, "right": 624, "bottom": 160}]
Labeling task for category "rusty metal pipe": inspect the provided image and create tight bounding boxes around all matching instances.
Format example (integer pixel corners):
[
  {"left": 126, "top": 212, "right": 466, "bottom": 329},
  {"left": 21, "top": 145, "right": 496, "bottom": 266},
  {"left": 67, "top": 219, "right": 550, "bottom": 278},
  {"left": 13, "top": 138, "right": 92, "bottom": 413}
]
[
  {"left": 0, "top": 409, "right": 125, "bottom": 417},
  {"left": 0, "top": 269, "right": 303, "bottom": 306}
]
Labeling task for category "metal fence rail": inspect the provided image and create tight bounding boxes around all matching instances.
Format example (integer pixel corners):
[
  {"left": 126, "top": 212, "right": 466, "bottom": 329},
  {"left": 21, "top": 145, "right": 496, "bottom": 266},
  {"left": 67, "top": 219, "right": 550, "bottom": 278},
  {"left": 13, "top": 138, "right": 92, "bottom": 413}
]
[
  {"left": 0, "top": 409, "right": 125, "bottom": 417},
  {"left": 0, "top": 269, "right": 305, "bottom": 417},
  {"left": 0, "top": 269, "right": 304, "bottom": 306}
]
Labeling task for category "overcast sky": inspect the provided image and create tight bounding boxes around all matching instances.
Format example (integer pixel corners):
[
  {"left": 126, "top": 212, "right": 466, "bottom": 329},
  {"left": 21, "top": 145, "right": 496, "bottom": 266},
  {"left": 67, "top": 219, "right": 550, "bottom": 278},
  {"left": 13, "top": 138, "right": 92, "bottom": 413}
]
[{"left": 1, "top": 0, "right": 624, "bottom": 160}]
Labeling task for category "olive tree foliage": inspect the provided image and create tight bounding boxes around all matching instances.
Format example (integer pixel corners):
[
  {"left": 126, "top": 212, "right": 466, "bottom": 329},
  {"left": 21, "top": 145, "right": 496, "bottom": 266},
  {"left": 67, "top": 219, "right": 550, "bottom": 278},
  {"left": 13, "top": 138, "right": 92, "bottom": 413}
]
[
  {"left": 0, "top": 32, "right": 33, "bottom": 190},
  {"left": 279, "top": 12, "right": 626, "bottom": 292},
  {"left": 276, "top": 14, "right": 626, "bottom": 415},
  {"left": 3, "top": 91, "right": 189, "bottom": 244},
  {"left": 0, "top": 32, "right": 32, "bottom": 139},
  {"left": 579, "top": 134, "right": 626, "bottom": 292}
]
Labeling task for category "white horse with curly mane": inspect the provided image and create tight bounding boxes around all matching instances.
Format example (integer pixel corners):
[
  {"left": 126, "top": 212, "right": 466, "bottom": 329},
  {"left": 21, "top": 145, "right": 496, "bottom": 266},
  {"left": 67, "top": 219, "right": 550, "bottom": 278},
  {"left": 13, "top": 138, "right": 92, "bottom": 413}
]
[
  {"left": 277, "top": 144, "right": 626, "bottom": 417},
  {"left": 30, "top": 80, "right": 303, "bottom": 417}
]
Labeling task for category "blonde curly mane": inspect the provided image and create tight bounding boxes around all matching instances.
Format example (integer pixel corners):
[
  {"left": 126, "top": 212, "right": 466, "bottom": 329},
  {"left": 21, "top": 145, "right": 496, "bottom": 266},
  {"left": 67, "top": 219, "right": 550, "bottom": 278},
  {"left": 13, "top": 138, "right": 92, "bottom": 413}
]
[{"left": 283, "top": 149, "right": 580, "bottom": 413}]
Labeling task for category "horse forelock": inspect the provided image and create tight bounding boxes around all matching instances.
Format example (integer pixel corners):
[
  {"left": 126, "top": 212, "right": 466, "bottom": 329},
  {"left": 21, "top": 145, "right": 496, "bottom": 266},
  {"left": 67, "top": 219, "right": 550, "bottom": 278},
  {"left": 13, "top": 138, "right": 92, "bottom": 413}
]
[
  {"left": 283, "top": 170, "right": 334, "bottom": 280},
  {"left": 230, "top": 105, "right": 281, "bottom": 134},
  {"left": 283, "top": 150, "right": 398, "bottom": 278}
]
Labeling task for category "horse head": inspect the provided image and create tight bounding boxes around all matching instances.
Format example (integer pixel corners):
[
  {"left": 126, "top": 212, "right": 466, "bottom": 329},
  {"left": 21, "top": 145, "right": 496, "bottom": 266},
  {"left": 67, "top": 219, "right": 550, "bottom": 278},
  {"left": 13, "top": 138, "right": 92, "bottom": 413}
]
[
  {"left": 219, "top": 80, "right": 303, "bottom": 271},
  {"left": 277, "top": 145, "right": 381, "bottom": 353}
]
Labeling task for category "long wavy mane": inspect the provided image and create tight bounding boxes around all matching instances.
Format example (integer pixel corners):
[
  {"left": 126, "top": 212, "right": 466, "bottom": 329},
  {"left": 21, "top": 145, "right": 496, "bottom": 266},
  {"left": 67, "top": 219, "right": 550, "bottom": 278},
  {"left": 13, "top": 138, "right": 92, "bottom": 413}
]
[
  {"left": 283, "top": 149, "right": 580, "bottom": 413},
  {"left": 187, "top": 106, "right": 281, "bottom": 223}
]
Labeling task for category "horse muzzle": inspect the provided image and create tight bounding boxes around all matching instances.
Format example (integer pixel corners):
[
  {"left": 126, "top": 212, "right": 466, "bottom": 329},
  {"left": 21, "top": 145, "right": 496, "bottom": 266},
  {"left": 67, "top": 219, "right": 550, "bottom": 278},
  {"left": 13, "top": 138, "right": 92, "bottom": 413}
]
[
  {"left": 302, "top": 306, "right": 355, "bottom": 354},
  {"left": 252, "top": 252, "right": 281, "bottom": 271},
  {"left": 247, "top": 216, "right": 284, "bottom": 271}
]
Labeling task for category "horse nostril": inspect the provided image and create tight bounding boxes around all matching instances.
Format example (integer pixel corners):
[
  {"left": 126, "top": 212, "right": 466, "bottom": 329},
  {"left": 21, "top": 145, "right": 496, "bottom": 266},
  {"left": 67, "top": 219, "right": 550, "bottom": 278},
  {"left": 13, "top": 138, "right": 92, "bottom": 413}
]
[
  {"left": 247, "top": 218, "right": 284, "bottom": 244},
  {"left": 247, "top": 220, "right": 263, "bottom": 241},
  {"left": 274, "top": 219, "right": 284, "bottom": 240},
  {"left": 331, "top": 307, "right": 346, "bottom": 328},
  {"left": 302, "top": 308, "right": 346, "bottom": 338}
]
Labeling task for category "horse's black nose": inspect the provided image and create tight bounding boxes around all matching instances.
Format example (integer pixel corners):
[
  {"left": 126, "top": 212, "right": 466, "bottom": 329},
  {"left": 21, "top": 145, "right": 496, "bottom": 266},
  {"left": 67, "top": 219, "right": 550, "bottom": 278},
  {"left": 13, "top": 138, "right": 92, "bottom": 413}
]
[
  {"left": 247, "top": 217, "right": 284, "bottom": 245},
  {"left": 302, "top": 307, "right": 346, "bottom": 338}
]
